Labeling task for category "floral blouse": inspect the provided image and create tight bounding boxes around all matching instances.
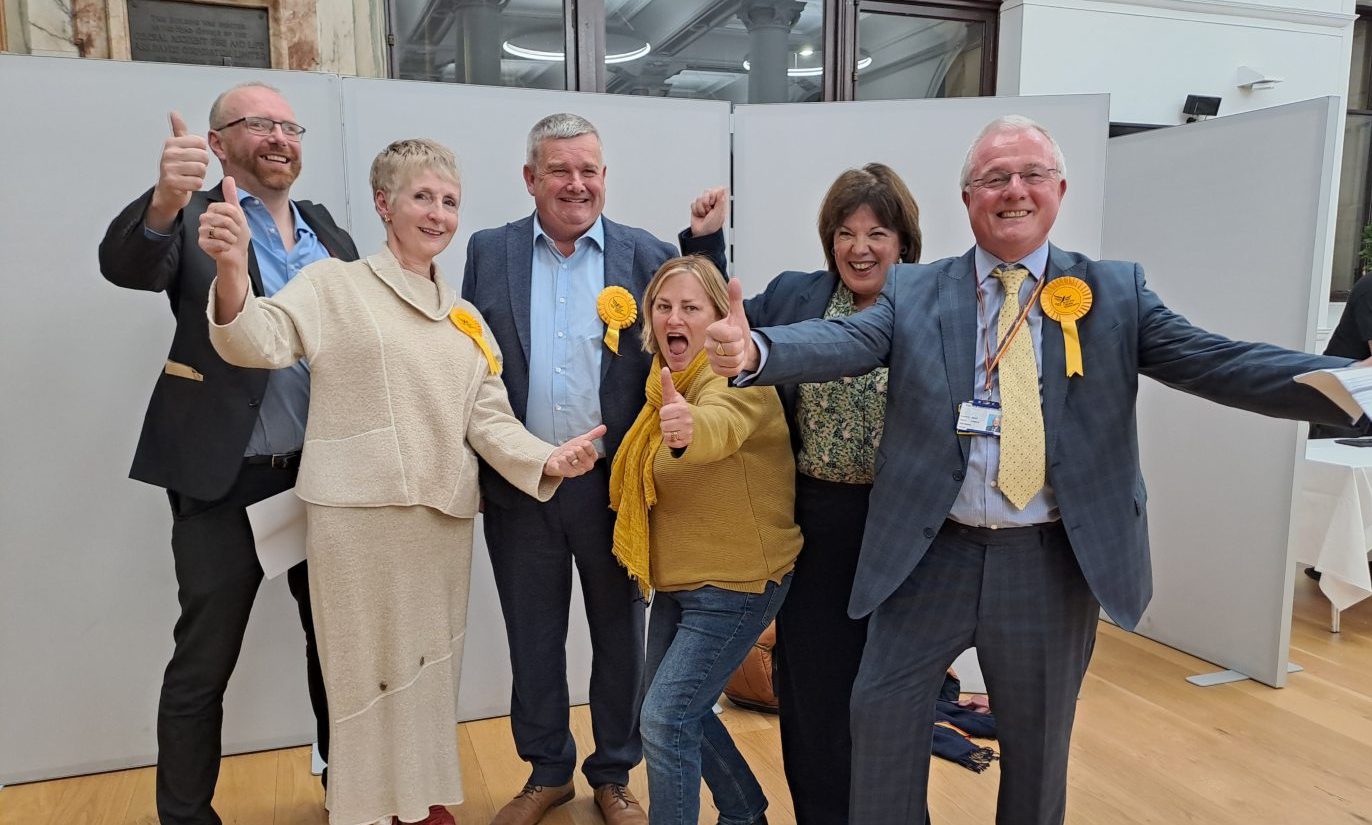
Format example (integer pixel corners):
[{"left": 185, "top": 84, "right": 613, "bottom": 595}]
[{"left": 794, "top": 283, "right": 888, "bottom": 484}]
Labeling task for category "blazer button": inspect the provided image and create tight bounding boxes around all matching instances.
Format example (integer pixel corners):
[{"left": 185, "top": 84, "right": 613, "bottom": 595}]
[
  {"left": 248, "top": 398, "right": 261, "bottom": 408},
  {"left": 923, "top": 527, "right": 936, "bottom": 539},
  {"left": 953, "top": 469, "right": 965, "bottom": 482}
]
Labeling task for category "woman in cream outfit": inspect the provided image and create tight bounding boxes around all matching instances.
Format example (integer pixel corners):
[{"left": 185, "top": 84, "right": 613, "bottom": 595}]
[{"left": 198, "top": 139, "right": 603, "bottom": 825}]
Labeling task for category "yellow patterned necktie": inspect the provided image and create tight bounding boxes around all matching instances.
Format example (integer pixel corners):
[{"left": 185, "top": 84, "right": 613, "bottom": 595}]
[{"left": 992, "top": 265, "right": 1045, "bottom": 510}]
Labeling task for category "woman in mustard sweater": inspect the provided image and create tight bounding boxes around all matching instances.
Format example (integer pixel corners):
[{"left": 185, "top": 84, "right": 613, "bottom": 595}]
[{"left": 610, "top": 256, "right": 802, "bottom": 825}]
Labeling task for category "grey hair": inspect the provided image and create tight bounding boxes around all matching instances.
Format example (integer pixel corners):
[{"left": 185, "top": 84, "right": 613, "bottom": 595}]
[
  {"left": 208, "top": 81, "right": 284, "bottom": 130},
  {"left": 369, "top": 138, "right": 461, "bottom": 201},
  {"left": 526, "top": 113, "right": 601, "bottom": 167},
  {"left": 959, "top": 115, "right": 1067, "bottom": 189}
]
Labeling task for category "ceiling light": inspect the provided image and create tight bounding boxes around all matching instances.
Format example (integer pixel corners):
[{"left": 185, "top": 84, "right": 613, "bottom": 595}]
[{"left": 502, "top": 31, "right": 651, "bottom": 64}]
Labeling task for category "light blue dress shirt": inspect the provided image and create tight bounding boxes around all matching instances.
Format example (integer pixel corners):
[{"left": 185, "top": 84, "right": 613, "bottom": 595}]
[
  {"left": 947, "top": 242, "right": 1060, "bottom": 527},
  {"left": 235, "top": 187, "right": 328, "bottom": 456},
  {"left": 525, "top": 214, "right": 606, "bottom": 455}
]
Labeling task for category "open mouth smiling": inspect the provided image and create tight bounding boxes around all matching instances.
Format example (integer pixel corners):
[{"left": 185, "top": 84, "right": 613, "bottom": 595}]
[{"left": 666, "top": 333, "right": 689, "bottom": 356}]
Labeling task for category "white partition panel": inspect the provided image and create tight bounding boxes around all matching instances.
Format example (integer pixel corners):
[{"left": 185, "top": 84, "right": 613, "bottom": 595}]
[
  {"left": 0, "top": 54, "right": 731, "bottom": 784},
  {"left": 731, "top": 95, "right": 1110, "bottom": 297},
  {"left": 1102, "top": 98, "right": 1341, "bottom": 687},
  {"left": 0, "top": 55, "right": 346, "bottom": 783},
  {"left": 336, "top": 77, "right": 731, "bottom": 720}
]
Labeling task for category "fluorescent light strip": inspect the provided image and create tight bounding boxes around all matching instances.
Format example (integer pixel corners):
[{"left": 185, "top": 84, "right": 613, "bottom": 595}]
[
  {"left": 502, "top": 41, "right": 651, "bottom": 64},
  {"left": 741, "top": 56, "right": 872, "bottom": 77}
]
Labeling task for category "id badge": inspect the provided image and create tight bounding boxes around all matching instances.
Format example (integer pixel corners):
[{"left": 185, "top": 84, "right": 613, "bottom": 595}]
[{"left": 956, "top": 399, "right": 1002, "bottom": 437}]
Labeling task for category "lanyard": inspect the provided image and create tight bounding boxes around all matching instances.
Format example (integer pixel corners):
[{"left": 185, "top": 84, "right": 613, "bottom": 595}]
[{"left": 975, "top": 271, "right": 1046, "bottom": 396}]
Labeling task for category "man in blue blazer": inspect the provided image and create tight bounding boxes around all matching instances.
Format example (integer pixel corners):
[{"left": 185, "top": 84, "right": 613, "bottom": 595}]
[
  {"left": 704, "top": 115, "right": 1360, "bottom": 825},
  {"left": 461, "top": 112, "right": 727, "bottom": 825}
]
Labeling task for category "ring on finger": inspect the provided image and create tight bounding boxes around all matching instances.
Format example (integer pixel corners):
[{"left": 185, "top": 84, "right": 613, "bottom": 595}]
[
  {"left": 208, "top": 228, "right": 216, "bottom": 240},
  {"left": 715, "top": 342, "right": 727, "bottom": 357}
]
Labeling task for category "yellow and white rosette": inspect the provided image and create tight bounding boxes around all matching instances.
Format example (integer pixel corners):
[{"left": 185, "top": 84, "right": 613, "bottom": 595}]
[
  {"left": 449, "top": 308, "right": 501, "bottom": 376},
  {"left": 1040, "top": 276, "right": 1093, "bottom": 377},
  {"left": 597, "top": 285, "right": 638, "bottom": 355}
]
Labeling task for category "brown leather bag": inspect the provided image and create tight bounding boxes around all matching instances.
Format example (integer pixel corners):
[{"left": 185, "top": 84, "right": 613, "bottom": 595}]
[{"left": 722, "top": 620, "right": 778, "bottom": 713}]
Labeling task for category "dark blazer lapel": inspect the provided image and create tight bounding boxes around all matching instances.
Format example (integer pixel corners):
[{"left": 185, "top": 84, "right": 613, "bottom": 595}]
[
  {"left": 794, "top": 271, "right": 837, "bottom": 322},
  {"left": 1040, "top": 244, "right": 1083, "bottom": 458},
  {"left": 601, "top": 219, "right": 636, "bottom": 381},
  {"left": 296, "top": 200, "right": 356, "bottom": 262},
  {"left": 506, "top": 215, "right": 536, "bottom": 365},
  {"left": 939, "top": 250, "right": 978, "bottom": 464}
]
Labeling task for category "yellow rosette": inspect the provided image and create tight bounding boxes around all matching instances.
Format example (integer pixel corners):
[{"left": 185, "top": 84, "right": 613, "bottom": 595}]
[
  {"left": 1040, "top": 277, "right": 1093, "bottom": 377},
  {"left": 597, "top": 285, "right": 638, "bottom": 355},
  {"left": 449, "top": 308, "right": 501, "bottom": 376}
]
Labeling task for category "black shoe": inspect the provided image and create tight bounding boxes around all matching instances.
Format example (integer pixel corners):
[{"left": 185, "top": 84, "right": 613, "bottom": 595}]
[{"left": 1304, "top": 566, "right": 1322, "bottom": 582}]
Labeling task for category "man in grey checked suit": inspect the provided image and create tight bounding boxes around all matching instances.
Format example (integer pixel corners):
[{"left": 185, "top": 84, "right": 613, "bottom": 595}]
[
  {"left": 460, "top": 113, "right": 727, "bottom": 825},
  {"left": 704, "top": 115, "right": 1360, "bottom": 825}
]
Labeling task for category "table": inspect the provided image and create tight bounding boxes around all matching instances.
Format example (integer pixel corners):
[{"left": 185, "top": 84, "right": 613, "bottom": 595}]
[{"left": 1294, "top": 439, "right": 1372, "bottom": 631}]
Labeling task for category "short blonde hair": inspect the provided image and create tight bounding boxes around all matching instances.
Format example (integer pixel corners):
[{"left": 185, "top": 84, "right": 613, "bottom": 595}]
[
  {"left": 369, "top": 138, "right": 461, "bottom": 200},
  {"left": 639, "top": 256, "right": 729, "bottom": 355}
]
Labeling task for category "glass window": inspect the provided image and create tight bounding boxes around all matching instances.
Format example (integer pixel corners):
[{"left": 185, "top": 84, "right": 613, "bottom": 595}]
[
  {"left": 602, "top": 0, "right": 825, "bottom": 102},
  {"left": 390, "top": 0, "right": 568, "bottom": 88},
  {"left": 1333, "top": 114, "right": 1372, "bottom": 300},
  {"left": 1333, "top": 16, "right": 1372, "bottom": 299},
  {"left": 855, "top": 8, "right": 991, "bottom": 101}
]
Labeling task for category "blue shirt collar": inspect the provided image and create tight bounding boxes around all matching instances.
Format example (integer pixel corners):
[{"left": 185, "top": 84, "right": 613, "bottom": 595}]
[
  {"left": 974, "top": 241, "right": 1051, "bottom": 286},
  {"left": 235, "top": 184, "right": 317, "bottom": 244},
  {"left": 532, "top": 212, "right": 604, "bottom": 255}
]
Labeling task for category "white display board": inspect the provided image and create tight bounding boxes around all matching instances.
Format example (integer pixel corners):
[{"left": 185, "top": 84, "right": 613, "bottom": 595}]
[
  {"left": 730, "top": 94, "right": 1110, "bottom": 296},
  {"left": 0, "top": 54, "right": 347, "bottom": 783},
  {"left": 0, "top": 54, "right": 729, "bottom": 783},
  {"left": 336, "top": 76, "right": 731, "bottom": 720},
  {"left": 1102, "top": 98, "right": 1342, "bottom": 687}
]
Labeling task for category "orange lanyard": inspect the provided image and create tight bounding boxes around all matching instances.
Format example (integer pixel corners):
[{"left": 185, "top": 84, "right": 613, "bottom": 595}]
[{"left": 975, "top": 272, "right": 1046, "bottom": 397}]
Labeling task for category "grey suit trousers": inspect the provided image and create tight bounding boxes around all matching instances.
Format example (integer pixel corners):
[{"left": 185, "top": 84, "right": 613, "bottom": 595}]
[{"left": 850, "top": 520, "right": 1098, "bottom": 825}]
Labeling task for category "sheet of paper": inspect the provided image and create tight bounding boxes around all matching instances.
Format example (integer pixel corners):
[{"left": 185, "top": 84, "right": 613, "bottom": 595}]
[
  {"left": 247, "top": 490, "right": 306, "bottom": 579},
  {"left": 1296, "top": 367, "right": 1372, "bottom": 422}
]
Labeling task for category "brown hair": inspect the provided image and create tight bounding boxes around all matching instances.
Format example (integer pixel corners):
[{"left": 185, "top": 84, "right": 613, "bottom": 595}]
[
  {"left": 817, "top": 163, "right": 922, "bottom": 273},
  {"left": 639, "top": 256, "right": 729, "bottom": 355}
]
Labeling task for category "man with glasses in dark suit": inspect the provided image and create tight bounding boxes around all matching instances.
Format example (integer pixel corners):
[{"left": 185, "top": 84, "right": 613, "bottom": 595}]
[{"left": 99, "top": 81, "right": 357, "bottom": 825}]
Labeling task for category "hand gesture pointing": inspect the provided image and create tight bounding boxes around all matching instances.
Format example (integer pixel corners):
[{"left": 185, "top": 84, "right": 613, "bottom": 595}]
[
  {"left": 659, "top": 368, "right": 693, "bottom": 450},
  {"left": 545, "top": 424, "right": 608, "bottom": 478},
  {"left": 704, "top": 278, "right": 757, "bottom": 377}
]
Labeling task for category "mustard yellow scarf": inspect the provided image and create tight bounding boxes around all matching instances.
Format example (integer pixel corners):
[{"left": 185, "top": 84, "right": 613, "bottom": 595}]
[{"left": 608, "top": 348, "right": 711, "bottom": 596}]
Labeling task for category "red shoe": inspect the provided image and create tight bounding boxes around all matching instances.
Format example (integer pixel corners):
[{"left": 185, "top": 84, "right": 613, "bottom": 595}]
[{"left": 403, "top": 805, "right": 455, "bottom": 825}]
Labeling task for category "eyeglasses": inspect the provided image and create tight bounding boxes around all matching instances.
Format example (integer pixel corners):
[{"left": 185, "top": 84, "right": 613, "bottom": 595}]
[
  {"left": 214, "top": 116, "right": 307, "bottom": 139},
  {"left": 968, "top": 167, "right": 1059, "bottom": 192}
]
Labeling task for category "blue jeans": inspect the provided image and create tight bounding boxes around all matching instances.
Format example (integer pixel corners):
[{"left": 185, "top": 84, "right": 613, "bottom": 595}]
[{"left": 641, "top": 575, "right": 792, "bottom": 825}]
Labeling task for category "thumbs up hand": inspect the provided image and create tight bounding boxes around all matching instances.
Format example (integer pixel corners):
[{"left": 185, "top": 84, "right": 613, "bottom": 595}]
[
  {"left": 704, "top": 278, "right": 757, "bottom": 377},
  {"left": 200, "top": 177, "right": 254, "bottom": 323},
  {"left": 148, "top": 111, "right": 210, "bottom": 232},
  {"left": 659, "top": 367, "right": 693, "bottom": 450}
]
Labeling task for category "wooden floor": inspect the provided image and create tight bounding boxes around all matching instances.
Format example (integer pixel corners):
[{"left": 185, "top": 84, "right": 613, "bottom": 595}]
[{"left": 5, "top": 574, "right": 1371, "bottom": 825}]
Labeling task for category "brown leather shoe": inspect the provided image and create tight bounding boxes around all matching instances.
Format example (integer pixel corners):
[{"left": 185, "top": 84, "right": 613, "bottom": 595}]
[
  {"left": 489, "top": 781, "right": 574, "bottom": 825},
  {"left": 592, "top": 784, "right": 647, "bottom": 825}
]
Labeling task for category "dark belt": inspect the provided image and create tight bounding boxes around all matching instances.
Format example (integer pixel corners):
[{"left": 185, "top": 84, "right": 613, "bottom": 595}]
[
  {"left": 941, "top": 519, "right": 1064, "bottom": 543},
  {"left": 244, "top": 451, "right": 302, "bottom": 470}
]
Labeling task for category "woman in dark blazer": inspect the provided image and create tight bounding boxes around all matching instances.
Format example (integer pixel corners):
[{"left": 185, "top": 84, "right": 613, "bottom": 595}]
[{"left": 742, "top": 163, "right": 922, "bottom": 825}]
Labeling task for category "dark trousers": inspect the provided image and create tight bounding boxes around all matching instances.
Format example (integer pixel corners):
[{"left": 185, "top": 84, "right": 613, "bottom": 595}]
[
  {"left": 850, "top": 521, "right": 1099, "bottom": 825},
  {"left": 774, "top": 475, "right": 871, "bottom": 825},
  {"left": 483, "top": 464, "right": 646, "bottom": 787},
  {"left": 157, "top": 462, "right": 328, "bottom": 825}
]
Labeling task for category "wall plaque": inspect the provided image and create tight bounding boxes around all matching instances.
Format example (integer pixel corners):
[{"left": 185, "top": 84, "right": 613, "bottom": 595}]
[{"left": 127, "top": 0, "right": 271, "bottom": 68}]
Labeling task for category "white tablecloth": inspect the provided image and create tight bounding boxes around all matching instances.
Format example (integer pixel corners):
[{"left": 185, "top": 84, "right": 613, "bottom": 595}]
[{"left": 1295, "top": 440, "right": 1372, "bottom": 610}]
